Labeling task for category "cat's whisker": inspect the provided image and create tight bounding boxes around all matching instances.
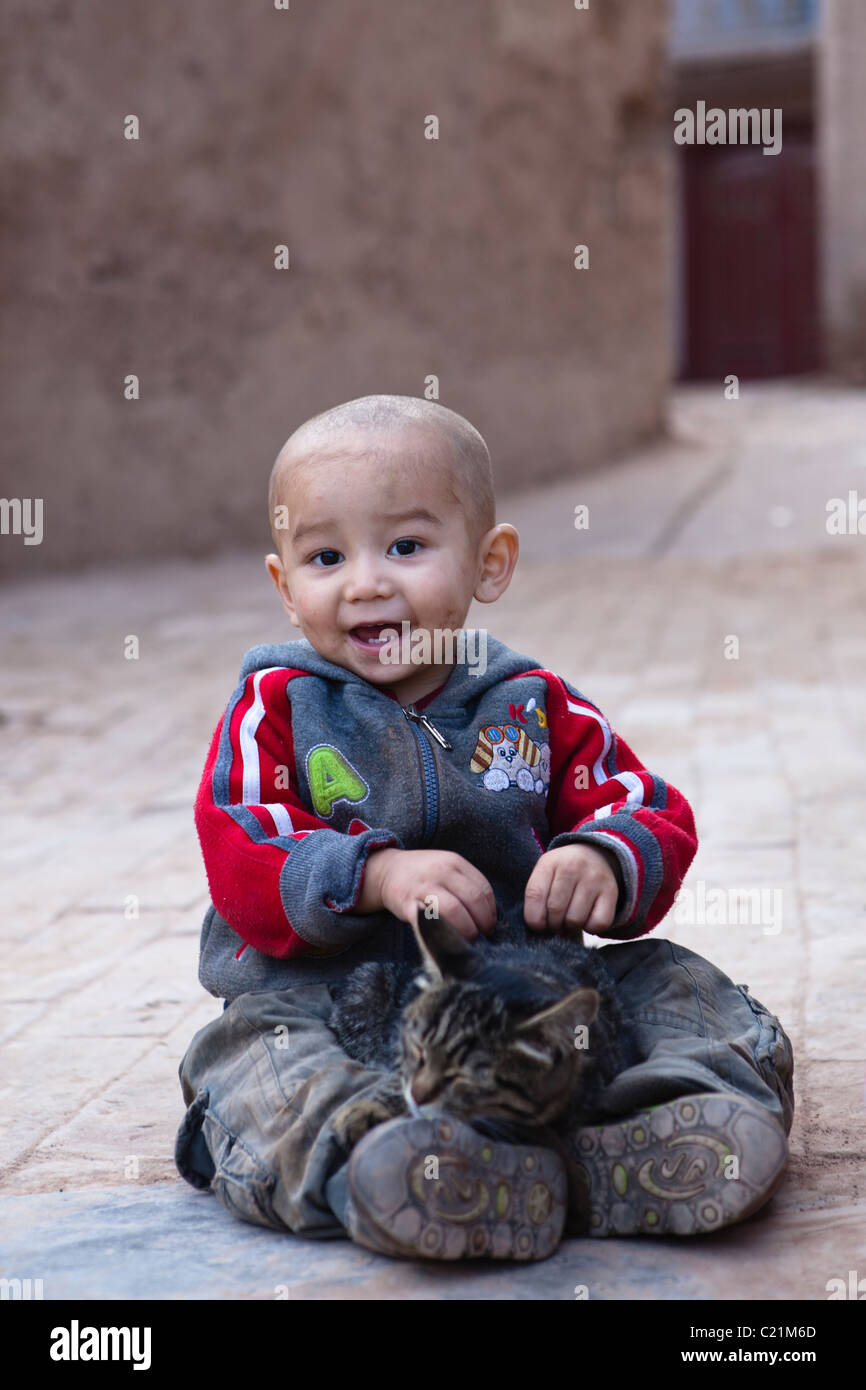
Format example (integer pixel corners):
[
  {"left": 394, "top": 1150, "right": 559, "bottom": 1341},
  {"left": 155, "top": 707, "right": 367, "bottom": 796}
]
[{"left": 403, "top": 1081, "right": 422, "bottom": 1119}]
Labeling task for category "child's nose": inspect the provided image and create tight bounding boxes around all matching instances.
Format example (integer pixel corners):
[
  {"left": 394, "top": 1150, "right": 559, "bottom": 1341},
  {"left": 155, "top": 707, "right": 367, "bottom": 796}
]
[{"left": 342, "top": 555, "right": 392, "bottom": 601}]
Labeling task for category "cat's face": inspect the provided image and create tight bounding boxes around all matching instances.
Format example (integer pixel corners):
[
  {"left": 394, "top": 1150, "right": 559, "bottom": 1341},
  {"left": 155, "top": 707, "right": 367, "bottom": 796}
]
[{"left": 398, "top": 915, "right": 599, "bottom": 1127}]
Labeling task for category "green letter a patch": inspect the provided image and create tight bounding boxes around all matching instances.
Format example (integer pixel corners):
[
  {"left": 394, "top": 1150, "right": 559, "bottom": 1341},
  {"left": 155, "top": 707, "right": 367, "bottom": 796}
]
[{"left": 306, "top": 744, "right": 369, "bottom": 818}]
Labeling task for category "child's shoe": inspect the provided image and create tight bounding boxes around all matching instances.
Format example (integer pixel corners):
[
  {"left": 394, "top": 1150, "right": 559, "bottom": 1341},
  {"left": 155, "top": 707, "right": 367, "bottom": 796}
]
[
  {"left": 566, "top": 1091, "right": 788, "bottom": 1237},
  {"left": 344, "top": 1114, "right": 567, "bottom": 1261}
]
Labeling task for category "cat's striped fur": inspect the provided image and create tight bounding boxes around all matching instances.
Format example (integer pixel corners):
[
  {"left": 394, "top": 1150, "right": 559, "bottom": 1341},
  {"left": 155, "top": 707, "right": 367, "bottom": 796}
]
[{"left": 329, "top": 908, "right": 632, "bottom": 1147}]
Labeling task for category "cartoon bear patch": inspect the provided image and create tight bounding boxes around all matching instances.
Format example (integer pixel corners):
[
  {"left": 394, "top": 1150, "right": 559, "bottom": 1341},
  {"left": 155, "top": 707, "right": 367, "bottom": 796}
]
[{"left": 470, "top": 722, "right": 545, "bottom": 793}]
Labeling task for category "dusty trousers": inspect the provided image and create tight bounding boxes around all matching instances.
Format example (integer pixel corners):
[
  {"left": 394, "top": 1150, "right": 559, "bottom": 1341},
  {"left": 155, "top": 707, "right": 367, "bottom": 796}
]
[{"left": 174, "top": 938, "right": 795, "bottom": 1237}]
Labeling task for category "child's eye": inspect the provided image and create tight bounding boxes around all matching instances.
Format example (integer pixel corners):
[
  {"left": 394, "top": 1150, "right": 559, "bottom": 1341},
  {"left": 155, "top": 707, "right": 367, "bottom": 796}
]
[
  {"left": 388, "top": 538, "right": 422, "bottom": 557},
  {"left": 310, "top": 549, "right": 343, "bottom": 567}
]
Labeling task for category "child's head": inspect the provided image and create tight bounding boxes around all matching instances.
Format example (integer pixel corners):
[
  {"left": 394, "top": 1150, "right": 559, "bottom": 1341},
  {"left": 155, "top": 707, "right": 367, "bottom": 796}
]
[{"left": 265, "top": 395, "right": 518, "bottom": 703}]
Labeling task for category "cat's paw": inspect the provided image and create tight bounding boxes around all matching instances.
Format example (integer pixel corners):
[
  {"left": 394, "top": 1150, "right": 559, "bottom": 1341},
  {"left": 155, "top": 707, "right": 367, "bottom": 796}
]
[{"left": 334, "top": 1095, "right": 405, "bottom": 1149}]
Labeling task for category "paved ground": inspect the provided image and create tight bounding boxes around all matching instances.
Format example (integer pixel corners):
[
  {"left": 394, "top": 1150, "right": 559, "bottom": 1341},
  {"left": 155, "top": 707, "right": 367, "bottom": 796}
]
[{"left": 2, "top": 381, "right": 865, "bottom": 1299}]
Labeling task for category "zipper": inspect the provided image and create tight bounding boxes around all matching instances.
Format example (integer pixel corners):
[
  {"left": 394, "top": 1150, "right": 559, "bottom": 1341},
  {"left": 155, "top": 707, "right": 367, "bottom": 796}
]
[
  {"left": 402, "top": 705, "right": 451, "bottom": 846},
  {"left": 402, "top": 705, "right": 452, "bottom": 750}
]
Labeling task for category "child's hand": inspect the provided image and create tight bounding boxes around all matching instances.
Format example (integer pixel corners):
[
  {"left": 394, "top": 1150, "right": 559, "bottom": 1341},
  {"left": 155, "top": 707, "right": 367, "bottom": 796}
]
[
  {"left": 359, "top": 847, "right": 497, "bottom": 941},
  {"left": 523, "top": 843, "right": 620, "bottom": 936}
]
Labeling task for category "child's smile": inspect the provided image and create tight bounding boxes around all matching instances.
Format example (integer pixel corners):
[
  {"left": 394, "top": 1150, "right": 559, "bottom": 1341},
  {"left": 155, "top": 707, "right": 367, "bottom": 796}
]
[
  {"left": 348, "top": 623, "right": 400, "bottom": 653},
  {"left": 266, "top": 429, "right": 493, "bottom": 704}
]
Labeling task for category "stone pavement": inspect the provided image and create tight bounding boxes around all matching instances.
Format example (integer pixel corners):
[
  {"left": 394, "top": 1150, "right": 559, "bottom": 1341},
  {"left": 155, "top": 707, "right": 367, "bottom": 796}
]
[{"left": 2, "top": 382, "right": 865, "bottom": 1299}]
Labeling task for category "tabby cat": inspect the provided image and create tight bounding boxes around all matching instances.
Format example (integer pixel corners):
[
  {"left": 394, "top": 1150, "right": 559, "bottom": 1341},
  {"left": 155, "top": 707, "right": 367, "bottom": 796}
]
[{"left": 329, "top": 907, "right": 631, "bottom": 1148}]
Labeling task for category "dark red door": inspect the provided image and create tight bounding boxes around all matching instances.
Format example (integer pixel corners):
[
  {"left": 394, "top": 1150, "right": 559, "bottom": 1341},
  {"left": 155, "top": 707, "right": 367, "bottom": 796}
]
[{"left": 681, "top": 124, "right": 820, "bottom": 378}]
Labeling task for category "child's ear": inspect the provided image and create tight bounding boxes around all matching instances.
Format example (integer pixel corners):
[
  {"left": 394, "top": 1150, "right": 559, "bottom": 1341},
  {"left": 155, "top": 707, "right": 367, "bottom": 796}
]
[
  {"left": 411, "top": 907, "right": 477, "bottom": 981},
  {"left": 474, "top": 523, "right": 519, "bottom": 604},
  {"left": 265, "top": 553, "right": 300, "bottom": 627}
]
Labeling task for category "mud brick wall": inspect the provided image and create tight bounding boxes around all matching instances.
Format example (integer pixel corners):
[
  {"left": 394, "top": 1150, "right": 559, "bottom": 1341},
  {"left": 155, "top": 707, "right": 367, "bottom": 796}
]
[
  {"left": 1, "top": 0, "right": 671, "bottom": 574},
  {"left": 821, "top": 0, "right": 866, "bottom": 380}
]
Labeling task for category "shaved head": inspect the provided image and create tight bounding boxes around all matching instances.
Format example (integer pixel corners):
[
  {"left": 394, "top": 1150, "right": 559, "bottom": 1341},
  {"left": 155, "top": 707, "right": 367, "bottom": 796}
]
[{"left": 268, "top": 395, "right": 495, "bottom": 549}]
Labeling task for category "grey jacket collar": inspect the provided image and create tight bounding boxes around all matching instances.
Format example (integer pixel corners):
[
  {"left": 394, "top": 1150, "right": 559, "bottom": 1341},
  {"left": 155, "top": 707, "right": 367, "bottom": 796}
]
[{"left": 238, "top": 631, "right": 543, "bottom": 711}]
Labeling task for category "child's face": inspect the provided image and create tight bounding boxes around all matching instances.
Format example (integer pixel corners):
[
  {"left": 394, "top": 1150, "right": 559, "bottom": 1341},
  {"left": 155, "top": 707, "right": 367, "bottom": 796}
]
[{"left": 266, "top": 425, "right": 516, "bottom": 704}]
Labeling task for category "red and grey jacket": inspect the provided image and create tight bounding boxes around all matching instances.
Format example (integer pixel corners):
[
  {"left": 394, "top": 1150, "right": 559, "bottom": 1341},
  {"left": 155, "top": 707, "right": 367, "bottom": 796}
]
[{"left": 194, "top": 634, "right": 698, "bottom": 1000}]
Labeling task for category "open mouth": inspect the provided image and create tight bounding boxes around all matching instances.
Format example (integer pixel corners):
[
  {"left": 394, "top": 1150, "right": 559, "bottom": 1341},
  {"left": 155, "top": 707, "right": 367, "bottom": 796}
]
[{"left": 348, "top": 623, "right": 402, "bottom": 651}]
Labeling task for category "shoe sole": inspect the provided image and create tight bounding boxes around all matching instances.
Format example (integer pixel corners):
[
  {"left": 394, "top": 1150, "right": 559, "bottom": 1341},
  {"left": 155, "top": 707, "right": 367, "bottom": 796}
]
[
  {"left": 569, "top": 1092, "right": 789, "bottom": 1237},
  {"left": 346, "top": 1114, "right": 567, "bottom": 1261}
]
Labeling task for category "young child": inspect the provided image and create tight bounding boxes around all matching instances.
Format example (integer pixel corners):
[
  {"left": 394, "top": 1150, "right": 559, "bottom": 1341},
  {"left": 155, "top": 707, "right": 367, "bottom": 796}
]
[{"left": 175, "top": 394, "right": 794, "bottom": 1261}]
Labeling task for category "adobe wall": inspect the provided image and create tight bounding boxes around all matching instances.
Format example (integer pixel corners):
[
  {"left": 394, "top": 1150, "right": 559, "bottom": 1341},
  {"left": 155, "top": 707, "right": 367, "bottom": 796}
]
[
  {"left": 1, "top": 0, "right": 672, "bottom": 573},
  {"left": 820, "top": 0, "right": 866, "bottom": 379}
]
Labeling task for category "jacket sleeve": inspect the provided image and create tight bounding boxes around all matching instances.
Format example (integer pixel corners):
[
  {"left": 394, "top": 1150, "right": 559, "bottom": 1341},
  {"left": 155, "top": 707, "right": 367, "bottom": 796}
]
[
  {"left": 539, "top": 672, "right": 698, "bottom": 939},
  {"left": 194, "top": 666, "right": 403, "bottom": 959}
]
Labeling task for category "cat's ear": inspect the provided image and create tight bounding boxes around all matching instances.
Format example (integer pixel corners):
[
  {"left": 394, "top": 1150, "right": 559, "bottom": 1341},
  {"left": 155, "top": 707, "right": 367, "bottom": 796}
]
[
  {"left": 515, "top": 987, "right": 599, "bottom": 1036},
  {"left": 412, "top": 907, "right": 475, "bottom": 981}
]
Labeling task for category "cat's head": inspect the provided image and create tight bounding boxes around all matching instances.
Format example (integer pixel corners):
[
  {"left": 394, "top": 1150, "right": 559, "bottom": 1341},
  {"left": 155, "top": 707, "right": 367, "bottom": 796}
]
[{"left": 399, "top": 910, "right": 599, "bottom": 1126}]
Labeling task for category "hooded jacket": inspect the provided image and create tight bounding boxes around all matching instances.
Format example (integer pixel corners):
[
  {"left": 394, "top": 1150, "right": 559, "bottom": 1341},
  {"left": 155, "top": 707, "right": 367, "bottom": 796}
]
[{"left": 194, "top": 632, "right": 697, "bottom": 1000}]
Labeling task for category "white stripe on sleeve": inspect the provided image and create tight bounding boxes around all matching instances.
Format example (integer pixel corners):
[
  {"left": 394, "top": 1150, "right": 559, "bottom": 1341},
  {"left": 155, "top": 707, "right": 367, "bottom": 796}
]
[
  {"left": 565, "top": 697, "right": 613, "bottom": 785},
  {"left": 262, "top": 802, "right": 295, "bottom": 836},
  {"left": 240, "top": 667, "right": 282, "bottom": 805}
]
